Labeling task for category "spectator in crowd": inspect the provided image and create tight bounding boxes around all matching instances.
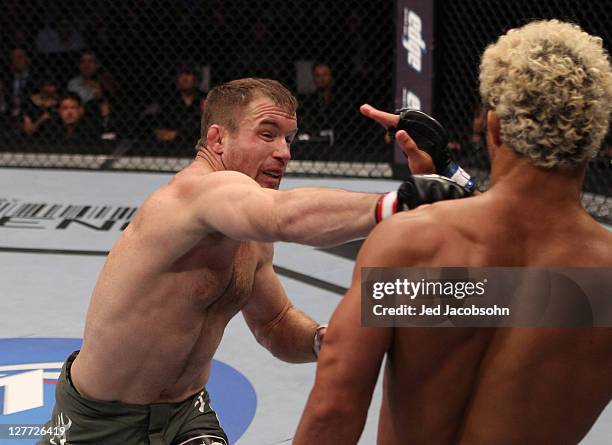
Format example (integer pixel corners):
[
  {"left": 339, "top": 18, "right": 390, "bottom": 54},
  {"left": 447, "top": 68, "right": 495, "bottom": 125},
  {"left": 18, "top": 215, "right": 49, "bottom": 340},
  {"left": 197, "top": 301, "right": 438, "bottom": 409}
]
[
  {"left": 152, "top": 63, "right": 204, "bottom": 154},
  {"left": 39, "top": 92, "right": 100, "bottom": 152},
  {"left": 3, "top": 46, "right": 34, "bottom": 123},
  {"left": 21, "top": 72, "right": 60, "bottom": 137},
  {"left": 84, "top": 78, "right": 117, "bottom": 141},
  {"left": 298, "top": 62, "right": 343, "bottom": 144},
  {"left": 470, "top": 103, "right": 488, "bottom": 149},
  {"left": 431, "top": 103, "right": 488, "bottom": 154},
  {"left": 67, "top": 50, "right": 116, "bottom": 104},
  {"left": 458, "top": 103, "right": 491, "bottom": 171},
  {"left": 235, "top": 18, "right": 280, "bottom": 80},
  {"left": 35, "top": 18, "right": 86, "bottom": 55}
]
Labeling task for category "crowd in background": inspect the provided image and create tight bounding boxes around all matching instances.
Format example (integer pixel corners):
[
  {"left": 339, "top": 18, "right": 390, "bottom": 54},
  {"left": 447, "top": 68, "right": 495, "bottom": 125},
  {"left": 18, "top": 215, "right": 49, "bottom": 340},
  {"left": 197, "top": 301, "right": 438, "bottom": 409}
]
[
  {"left": 0, "top": 0, "right": 609, "bottom": 165},
  {"left": 0, "top": 0, "right": 392, "bottom": 160}
]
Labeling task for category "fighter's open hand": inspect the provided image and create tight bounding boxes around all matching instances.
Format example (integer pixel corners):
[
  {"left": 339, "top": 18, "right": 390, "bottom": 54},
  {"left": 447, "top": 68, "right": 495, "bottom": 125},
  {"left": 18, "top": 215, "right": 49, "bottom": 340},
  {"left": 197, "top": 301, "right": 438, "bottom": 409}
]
[{"left": 360, "top": 104, "right": 436, "bottom": 175}]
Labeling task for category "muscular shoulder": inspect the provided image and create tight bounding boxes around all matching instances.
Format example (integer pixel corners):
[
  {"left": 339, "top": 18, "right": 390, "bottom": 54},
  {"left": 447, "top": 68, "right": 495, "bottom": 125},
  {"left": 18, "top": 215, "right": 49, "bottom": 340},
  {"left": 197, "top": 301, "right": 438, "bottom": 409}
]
[
  {"left": 361, "top": 195, "right": 487, "bottom": 267},
  {"left": 572, "top": 221, "right": 612, "bottom": 266},
  {"left": 137, "top": 170, "right": 257, "bottom": 217},
  {"left": 359, "top": 204, "right": 451, "bottom": 267},
  {"left": 165, "top": 169, "right": 258, "bottom": 200}
]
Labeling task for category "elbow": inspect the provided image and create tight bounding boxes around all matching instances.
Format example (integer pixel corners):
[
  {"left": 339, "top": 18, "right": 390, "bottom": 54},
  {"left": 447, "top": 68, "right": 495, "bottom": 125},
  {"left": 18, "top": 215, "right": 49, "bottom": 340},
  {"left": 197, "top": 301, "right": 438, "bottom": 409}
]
[
  {"left": 252, "top": 324, "right": 273, "bottom": 352},
  {"left": 254, "top": 327, "right": 289, "bottom": 362},
  {"left": 253, "top": 322, "right": 286, "bottom": 360},
  {"left": 310, "top": 396, "right": 349, "bottom": 420},
  {"left": 305, "top": 391, "right": 360, "bottom": 430}
]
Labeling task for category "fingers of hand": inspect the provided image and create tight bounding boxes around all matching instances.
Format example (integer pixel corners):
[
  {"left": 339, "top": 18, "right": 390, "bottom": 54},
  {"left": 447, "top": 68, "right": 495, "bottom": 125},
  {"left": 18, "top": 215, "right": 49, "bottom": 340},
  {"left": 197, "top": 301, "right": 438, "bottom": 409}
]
[
  {"left": 359, "top": 103, "right": 374, "bottom": 116},
  {"left": 360, "top": 104, "right": 400, "bottom": 128},
  {"left": 396, "top": 130, "right": 417, "bottom": 152}
]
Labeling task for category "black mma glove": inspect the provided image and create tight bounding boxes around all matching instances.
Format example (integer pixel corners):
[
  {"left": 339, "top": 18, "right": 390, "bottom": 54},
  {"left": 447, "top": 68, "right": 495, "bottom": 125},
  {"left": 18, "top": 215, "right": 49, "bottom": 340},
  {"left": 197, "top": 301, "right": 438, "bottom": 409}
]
[
  {"left": 375, "top": 174, "right": 472, "bottom": 222},
  {"left": 389, "top": 108, "right": 476, "bottom": 192}
]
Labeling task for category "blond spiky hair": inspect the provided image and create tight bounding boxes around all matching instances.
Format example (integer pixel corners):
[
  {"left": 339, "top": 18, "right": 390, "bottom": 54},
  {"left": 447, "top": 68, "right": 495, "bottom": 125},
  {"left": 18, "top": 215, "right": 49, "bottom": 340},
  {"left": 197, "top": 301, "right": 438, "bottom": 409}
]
[{"left": 479, "top": 20, "right": 612, "bottom": 168}]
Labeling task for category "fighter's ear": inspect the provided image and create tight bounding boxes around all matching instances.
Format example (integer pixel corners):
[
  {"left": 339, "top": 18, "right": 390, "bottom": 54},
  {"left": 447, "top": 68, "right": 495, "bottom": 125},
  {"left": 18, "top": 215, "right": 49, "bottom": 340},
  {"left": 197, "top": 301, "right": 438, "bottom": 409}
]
[
  {"left": 486, "top": 110, "right": 502, "bottom": 148},
  {"left": 206, "top": 124, "right": 225, "bottom": 155}
]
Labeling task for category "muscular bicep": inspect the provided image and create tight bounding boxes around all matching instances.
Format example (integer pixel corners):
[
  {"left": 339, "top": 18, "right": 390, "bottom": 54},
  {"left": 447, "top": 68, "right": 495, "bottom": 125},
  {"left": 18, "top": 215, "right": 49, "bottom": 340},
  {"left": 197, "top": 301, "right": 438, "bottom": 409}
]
[{"left": 189, "top": 171, "right": 282, "bottom": 242}]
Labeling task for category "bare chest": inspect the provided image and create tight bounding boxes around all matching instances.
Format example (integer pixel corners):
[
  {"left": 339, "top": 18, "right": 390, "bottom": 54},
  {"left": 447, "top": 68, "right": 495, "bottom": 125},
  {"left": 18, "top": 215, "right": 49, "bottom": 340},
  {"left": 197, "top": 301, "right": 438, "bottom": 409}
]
[{"left": 178, "top": 240, "right": 259, "bottom": 317}]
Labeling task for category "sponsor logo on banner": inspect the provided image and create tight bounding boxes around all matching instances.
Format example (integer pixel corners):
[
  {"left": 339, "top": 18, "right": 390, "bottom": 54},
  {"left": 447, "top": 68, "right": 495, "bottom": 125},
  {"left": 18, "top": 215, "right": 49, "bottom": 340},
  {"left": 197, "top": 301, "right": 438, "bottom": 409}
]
[
  {"left": 394, "top": 1, "right": 432, "bottom": 171},
  {"left": 0, "top": 198, "right": 136, "bottom": 232},
  {"left": 0, "top": 339, "right": 256, "bottom": 444},
  {"left": 402, "top": 88, "right": 421, "bottom": 110},
  {"left": 402, "top": 9, "right": 426, "bottom": 72}
]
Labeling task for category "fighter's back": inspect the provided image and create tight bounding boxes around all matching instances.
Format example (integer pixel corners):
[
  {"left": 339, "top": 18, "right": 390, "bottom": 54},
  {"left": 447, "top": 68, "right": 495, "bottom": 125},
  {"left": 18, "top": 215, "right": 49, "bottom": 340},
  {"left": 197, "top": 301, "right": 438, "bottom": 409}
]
[{"left": 377, "top": 195, "right": 612, "bottom": 445}]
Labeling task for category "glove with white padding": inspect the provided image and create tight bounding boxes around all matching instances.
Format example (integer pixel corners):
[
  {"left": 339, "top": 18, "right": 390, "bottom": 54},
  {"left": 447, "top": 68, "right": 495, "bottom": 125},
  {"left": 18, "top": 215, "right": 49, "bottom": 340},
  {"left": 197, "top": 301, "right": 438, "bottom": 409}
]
[{"left": 375, "top": 174, "right": 472, "bottom": 222}]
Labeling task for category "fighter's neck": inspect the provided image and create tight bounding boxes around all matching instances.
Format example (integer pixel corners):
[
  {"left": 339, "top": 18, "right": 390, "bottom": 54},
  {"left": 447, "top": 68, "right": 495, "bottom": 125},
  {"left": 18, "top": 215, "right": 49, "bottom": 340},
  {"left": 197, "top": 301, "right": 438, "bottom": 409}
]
[
  {"left": 487, "top": 146, "right": 584, "bottom": 209},
  {"left": 194, "top": 149, "right": 225, "bottom": 172}
]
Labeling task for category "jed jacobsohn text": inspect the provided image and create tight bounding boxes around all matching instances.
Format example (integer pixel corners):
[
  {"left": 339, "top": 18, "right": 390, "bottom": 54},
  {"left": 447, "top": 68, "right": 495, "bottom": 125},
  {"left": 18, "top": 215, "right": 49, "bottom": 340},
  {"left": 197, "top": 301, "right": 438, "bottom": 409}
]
[
  {"left": 373, "top": 304, "right": 509, "bottom": 317},
  {"left": 362, "top": 267, "right": 612, "bottom": 327},
  {"left": 372, "top": 278, "right": 487, "bottom": 300}
]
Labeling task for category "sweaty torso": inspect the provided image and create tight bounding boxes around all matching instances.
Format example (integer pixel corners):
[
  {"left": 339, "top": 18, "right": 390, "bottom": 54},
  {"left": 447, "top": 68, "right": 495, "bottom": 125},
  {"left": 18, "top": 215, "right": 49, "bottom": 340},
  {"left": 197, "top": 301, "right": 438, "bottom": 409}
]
[
  {"left": 378, "top": 197, "right": 612, "bottom": 445},
  {"left": 71, "top": 167, "right": 265, "bottom": 404}
]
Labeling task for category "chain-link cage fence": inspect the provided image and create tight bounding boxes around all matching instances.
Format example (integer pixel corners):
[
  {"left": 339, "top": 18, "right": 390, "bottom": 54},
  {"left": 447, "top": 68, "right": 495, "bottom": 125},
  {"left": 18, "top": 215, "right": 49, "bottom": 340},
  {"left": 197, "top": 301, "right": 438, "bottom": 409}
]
[
  {"left": 0, "top": 0, "right": 394, "bottom": 176},
  {"left": 0, "top": 1, "right": 610, "bottom": 221},
  {"left": 434, "top": 0, "right": 611, "bottom": 223}
]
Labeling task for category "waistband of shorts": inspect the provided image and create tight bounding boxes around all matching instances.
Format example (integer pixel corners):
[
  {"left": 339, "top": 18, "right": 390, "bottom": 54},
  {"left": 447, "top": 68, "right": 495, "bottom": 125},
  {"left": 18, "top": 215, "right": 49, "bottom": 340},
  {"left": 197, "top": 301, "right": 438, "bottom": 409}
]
[{"left": 61, "top": 350, "right": 207, "bottom": 413}]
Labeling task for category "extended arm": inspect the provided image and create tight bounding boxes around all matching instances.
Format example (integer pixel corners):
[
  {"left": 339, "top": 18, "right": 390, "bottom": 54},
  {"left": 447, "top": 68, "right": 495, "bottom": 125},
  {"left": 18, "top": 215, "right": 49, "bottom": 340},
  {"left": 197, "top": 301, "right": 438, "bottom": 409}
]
[
  {"left": 192, "top": 170, "right": 378, "bottom": 247},
  {"left": 188, "top": 170, "right": 470, "bottom": 247}
]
